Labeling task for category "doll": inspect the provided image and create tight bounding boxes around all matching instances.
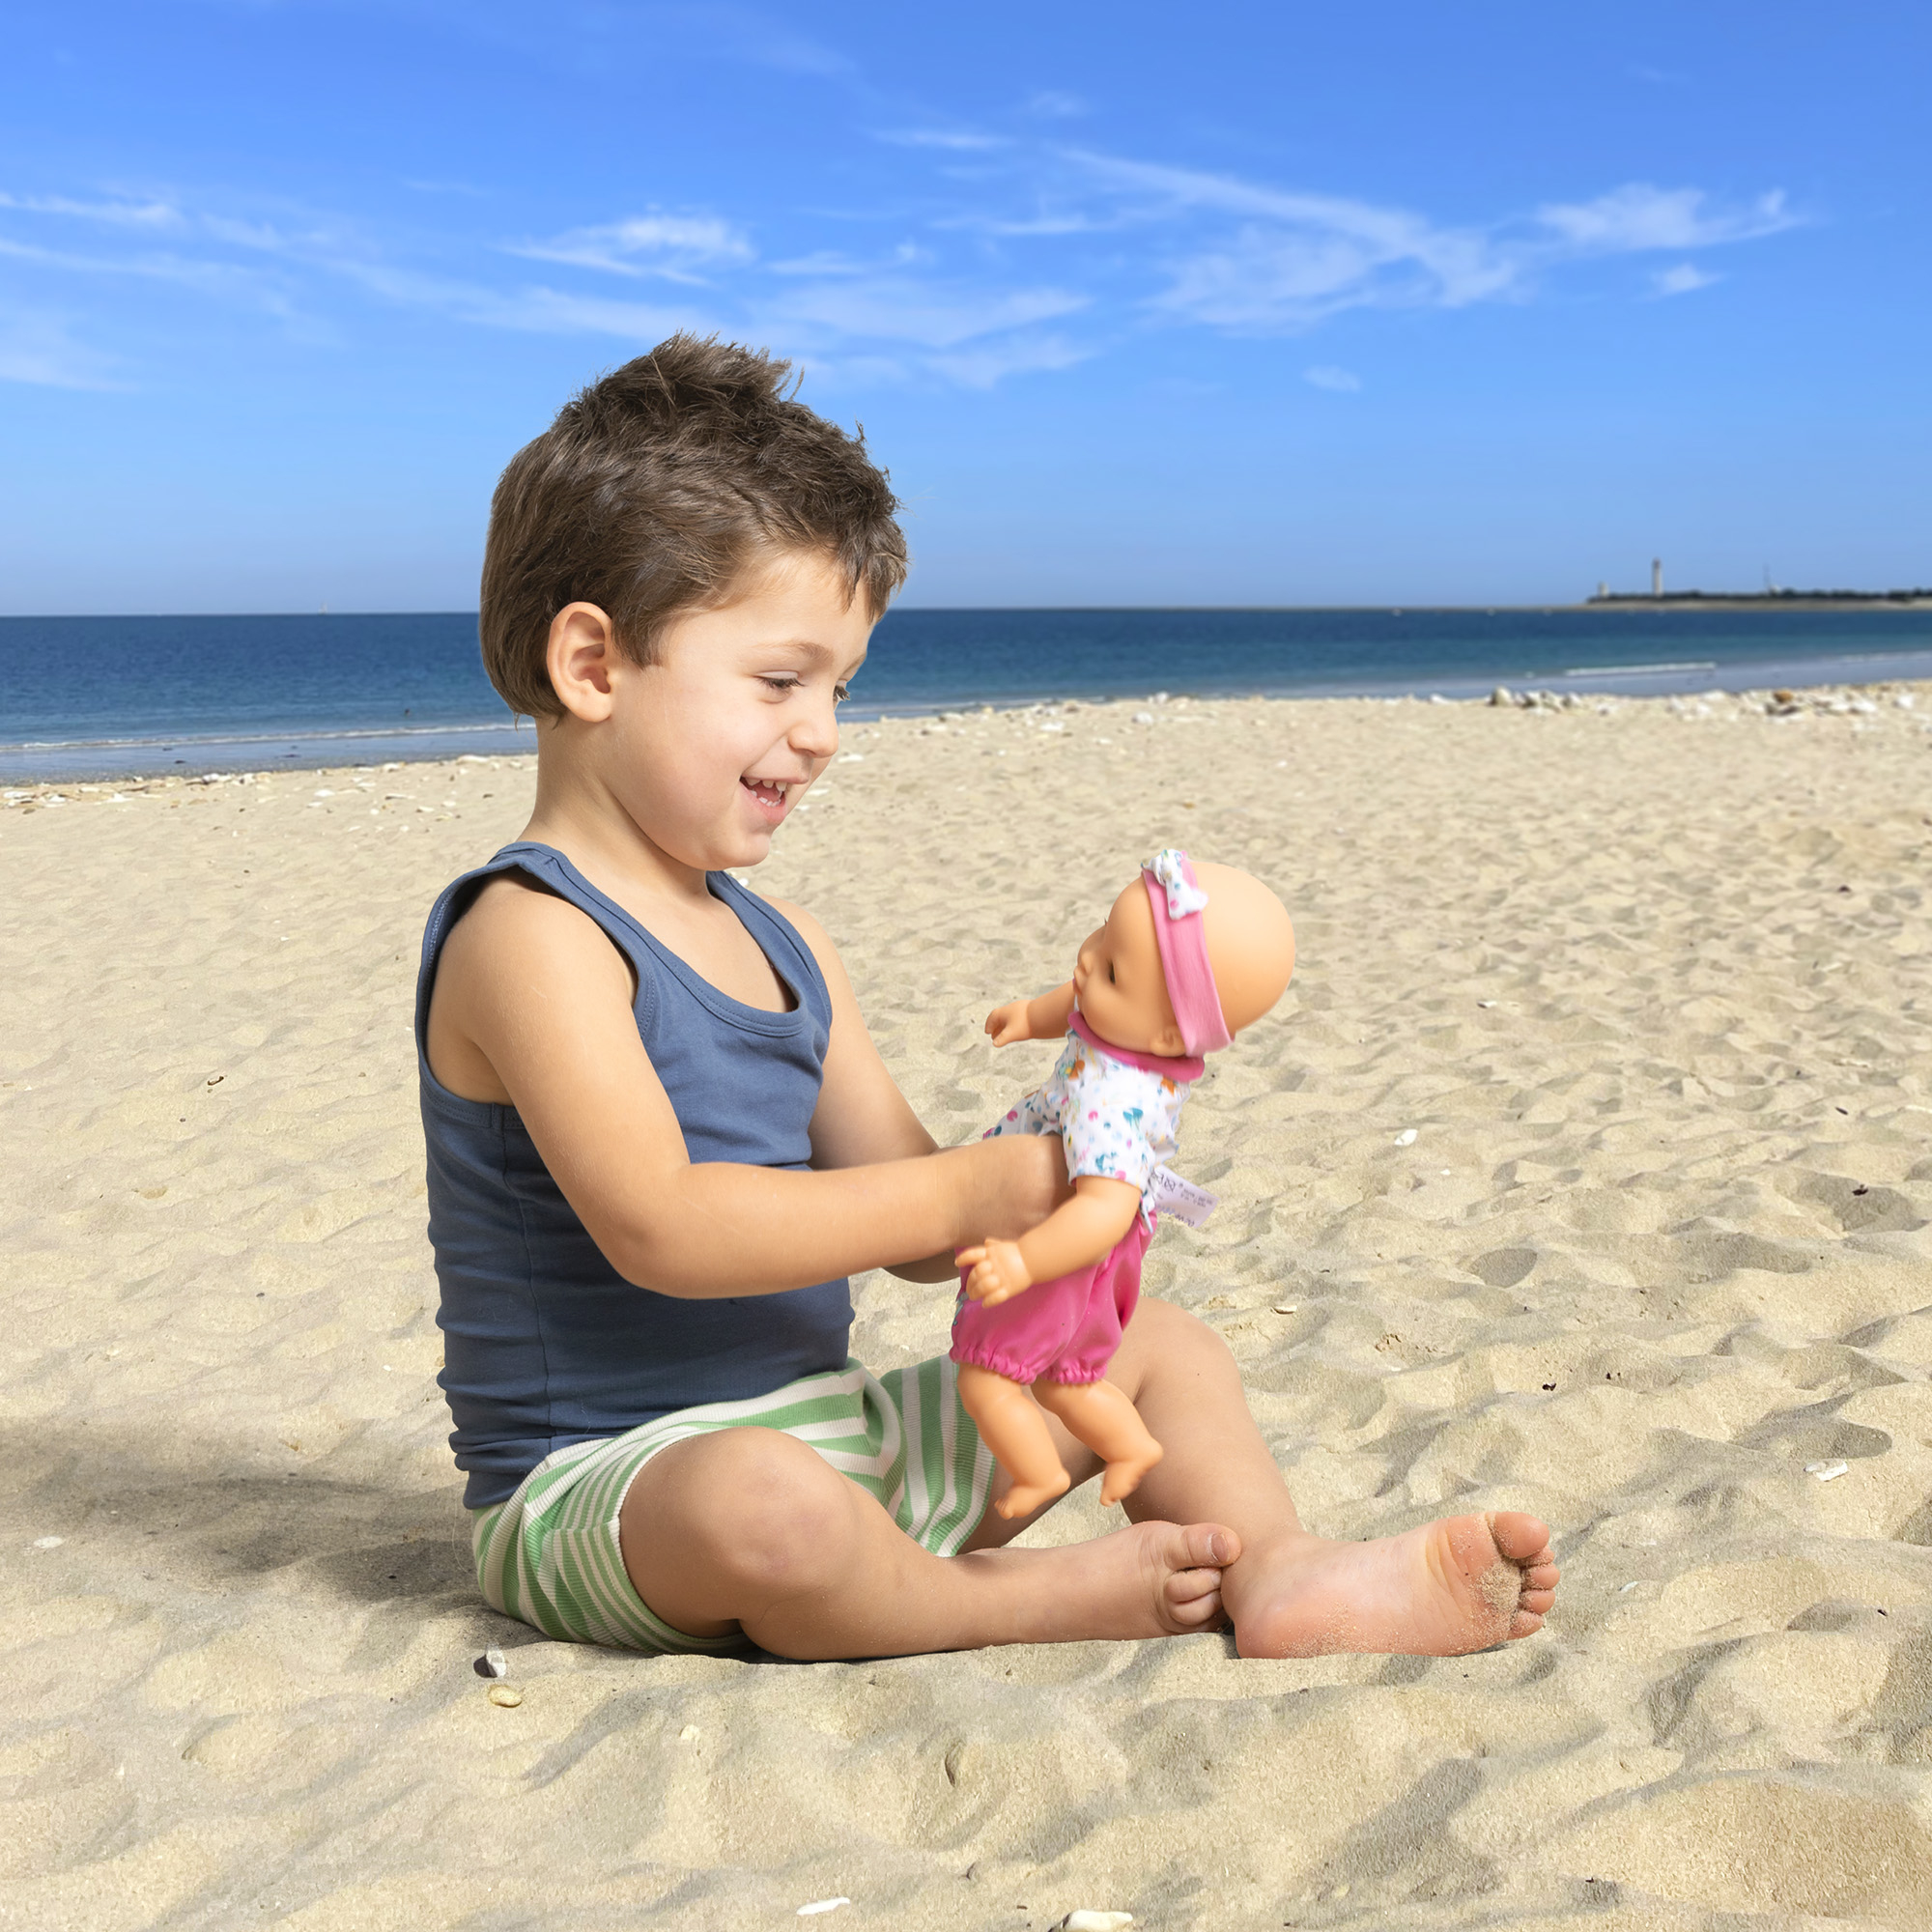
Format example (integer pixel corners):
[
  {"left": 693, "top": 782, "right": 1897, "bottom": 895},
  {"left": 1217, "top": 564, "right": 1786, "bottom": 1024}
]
[{"left": 953, "top": 849, "right": 1296, "bottom": 1519}]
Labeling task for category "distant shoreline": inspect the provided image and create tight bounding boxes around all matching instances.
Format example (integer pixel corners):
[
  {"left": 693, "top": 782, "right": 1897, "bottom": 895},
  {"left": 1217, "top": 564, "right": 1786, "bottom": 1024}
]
[
  {"left": 5, "top": 598, "right": 1932, "bottom": 618},
  {"left": 1585, "top": 593, "right": 1932, "bottom": 611}
]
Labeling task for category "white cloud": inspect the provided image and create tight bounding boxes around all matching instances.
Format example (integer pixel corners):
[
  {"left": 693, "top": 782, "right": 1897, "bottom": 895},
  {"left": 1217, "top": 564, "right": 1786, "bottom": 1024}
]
[
  {"left": 1024, "top": 91, "right": 1088, "bottom": 119},
  {"left": 877, "top": 128, "right": 1009, "bottom": 152},
  {"left": 505, "top": 213, "right": 753, "bottom": 282},
  {"left": 1037, "top": 156, "right": 1798, "bottom": 333},
  {"left": 768, "top": 276, "right": 1087, "bottom": 350},
  {"left": 0, "top": 141, "right": 1808, "bottom": 395},
  {"left": 768, "top": 250, "right": 871, "bottom": 278},
  {"left": 0, "top": 189, "right": 182, "bottom": 229},
  {"left": 1065, "top": 153, "right": 1520, "bottom": 327},
  {"left": 483, "top": 286, "right": 703, "bottom": 338},
  {"left": 0, "top": 232, "right": 300, "bottom": 313},
  {"left": 324, "top": 258, "right": 700, "bottom": 339},
  {"left": 1156, "top": 222, "right": 1507, "bottom": 329},
  {"left": 1536, "top": 184, "right": 1795, "bottom": 252},
  {"left": 940, "top": 208, "right": 1106, "bottom": 239},
  {"left": 728, "top": 24, "right": 856, "bottom": 80},
  {"left": 927, "top": 332, "right": 1093, "bottom": 387},
  {"left": 1652, "top": 262, "right": 1720, "bottom": 297},
  {"left": 0, "top": 307, "right": 122, "bottom": 387}
]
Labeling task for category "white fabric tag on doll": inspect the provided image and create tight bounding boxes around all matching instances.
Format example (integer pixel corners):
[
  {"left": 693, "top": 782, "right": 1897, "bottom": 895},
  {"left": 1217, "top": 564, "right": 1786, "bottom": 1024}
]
[{"left": 1151, "top": 1165, "right": 1218, "bottom": 1227}]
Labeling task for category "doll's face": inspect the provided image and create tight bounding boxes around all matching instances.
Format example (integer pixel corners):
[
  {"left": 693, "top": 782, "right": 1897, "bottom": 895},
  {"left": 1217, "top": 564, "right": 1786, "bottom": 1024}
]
[{"left": 1072, "top": 881, "right": 1186, "bottom": 1057}]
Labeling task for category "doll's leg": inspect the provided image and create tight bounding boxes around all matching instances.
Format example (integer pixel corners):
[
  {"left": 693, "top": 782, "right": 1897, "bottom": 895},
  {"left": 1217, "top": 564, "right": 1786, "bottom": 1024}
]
[
  {"left": 955, "top": 1365, "right": 1071, "bottom": 1519},
  {"left": 1032, "top": 1377, "right": 1164, "bottom": 1504}
]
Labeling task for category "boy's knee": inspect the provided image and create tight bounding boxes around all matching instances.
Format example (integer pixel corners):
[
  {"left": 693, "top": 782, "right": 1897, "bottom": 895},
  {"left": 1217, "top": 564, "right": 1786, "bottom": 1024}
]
[
  {"left": 1135, "top": 1294, "right": 1227, "bottom": 1354},
  {"left": 1122, "top": 1295, "right": 1237, "bottom": 1378},
  {"left": 667, "top": 1428, "right": 861, "bottom": 1591}
]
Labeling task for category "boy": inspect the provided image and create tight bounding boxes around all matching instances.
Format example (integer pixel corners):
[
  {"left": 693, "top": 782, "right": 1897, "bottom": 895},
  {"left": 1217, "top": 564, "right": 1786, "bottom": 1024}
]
[{"left": 418, "top": 335, "right": 1560, "bottom": 1660}]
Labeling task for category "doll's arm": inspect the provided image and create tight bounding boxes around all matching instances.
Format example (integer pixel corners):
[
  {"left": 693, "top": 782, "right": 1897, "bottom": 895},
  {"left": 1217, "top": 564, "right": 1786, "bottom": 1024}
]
[
  {"left": 985, "top": 980, "right": 1078, "bottom": 1048},
  {"left": 956, "top": 1175, "right": 1142, "bottom": 1307}
]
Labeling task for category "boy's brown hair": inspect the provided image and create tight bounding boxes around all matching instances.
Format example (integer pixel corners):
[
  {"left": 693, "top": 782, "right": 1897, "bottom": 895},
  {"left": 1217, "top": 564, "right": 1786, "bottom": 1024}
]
[{"left": 480, "top": 334, "right": 907, "bottom": 720}]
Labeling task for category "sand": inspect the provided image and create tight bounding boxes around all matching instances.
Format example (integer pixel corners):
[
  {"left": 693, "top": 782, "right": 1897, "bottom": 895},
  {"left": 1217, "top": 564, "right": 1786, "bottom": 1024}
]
[{"left": 5, "top": 683, "right": 1932, "bottom": 1930}]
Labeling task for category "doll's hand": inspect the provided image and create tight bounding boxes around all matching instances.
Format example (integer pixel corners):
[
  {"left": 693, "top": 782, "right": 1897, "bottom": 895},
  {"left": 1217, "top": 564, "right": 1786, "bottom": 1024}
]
[
  {"left": 984, "top": 1000, "right": 1033, "bottom": 1047},
  {"left": 955, "top": 1238, "right": 1035, "bottom": 1308}
]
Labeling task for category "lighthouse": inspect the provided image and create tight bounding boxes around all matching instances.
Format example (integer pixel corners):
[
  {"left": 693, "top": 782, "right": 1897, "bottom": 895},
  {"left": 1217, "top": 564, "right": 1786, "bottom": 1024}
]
[{"left": 1652, "top": 558, "right": 1663, "bottom": 598}]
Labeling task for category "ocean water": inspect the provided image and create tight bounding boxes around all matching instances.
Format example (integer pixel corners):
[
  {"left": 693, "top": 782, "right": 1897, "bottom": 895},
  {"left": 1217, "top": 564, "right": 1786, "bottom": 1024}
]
[{"left": 4, "top": 606, "right": 1931, "bottom": 781}]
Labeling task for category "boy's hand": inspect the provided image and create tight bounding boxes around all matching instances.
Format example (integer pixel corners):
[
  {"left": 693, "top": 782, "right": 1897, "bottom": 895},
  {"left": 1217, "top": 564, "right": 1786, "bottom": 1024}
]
[
  {"left": 984, "top": 1000, "right": 1034, "bottom": 1047},
  {"left": 955, "top": 1237, "right": 1034, "bottom": 1307}
]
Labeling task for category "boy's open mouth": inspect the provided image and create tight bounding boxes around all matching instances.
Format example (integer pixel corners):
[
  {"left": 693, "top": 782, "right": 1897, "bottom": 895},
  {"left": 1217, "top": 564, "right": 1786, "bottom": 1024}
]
[{"left": 742, "top": 776, "right": 796, "bottom": 818}]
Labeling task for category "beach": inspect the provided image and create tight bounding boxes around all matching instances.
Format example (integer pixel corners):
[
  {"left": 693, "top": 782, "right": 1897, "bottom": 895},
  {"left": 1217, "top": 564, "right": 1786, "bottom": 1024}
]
[{"left": 6, "top": 683, "right": 1932, "bottom": 1928}]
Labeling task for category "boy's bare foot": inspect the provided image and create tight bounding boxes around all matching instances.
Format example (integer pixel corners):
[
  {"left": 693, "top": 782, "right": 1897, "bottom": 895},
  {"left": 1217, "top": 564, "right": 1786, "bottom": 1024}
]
[{"left": 1223, "top": 1511, "right": 1560, "bottom": 1658}]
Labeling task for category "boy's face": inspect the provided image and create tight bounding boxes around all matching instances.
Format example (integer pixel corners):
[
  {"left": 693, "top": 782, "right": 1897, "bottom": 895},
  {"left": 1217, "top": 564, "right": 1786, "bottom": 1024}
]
[
  {"left": 603, "top": 551, "right": 873, "bottom": 872},
  {"left": 1071, "top": 881, "right": 1183, "bottom": 1057}
]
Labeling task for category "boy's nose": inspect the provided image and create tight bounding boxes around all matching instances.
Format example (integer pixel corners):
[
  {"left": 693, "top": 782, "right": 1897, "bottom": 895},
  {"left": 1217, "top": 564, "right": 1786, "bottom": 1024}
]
[{"left": 789, "top": 702, "right": 840, "bottom": 760}]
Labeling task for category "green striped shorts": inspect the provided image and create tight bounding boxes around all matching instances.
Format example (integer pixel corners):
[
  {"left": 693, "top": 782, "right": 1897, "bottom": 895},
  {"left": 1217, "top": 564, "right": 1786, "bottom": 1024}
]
[{"left": 469, "top": 1355, "right": 994, "bottom": 1654}]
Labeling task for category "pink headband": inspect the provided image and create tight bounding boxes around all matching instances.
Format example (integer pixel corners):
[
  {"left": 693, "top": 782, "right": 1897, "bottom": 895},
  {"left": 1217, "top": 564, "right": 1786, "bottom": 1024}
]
[{"left": 1142, "top": 848, "right": 1233, "bottom": 1056}]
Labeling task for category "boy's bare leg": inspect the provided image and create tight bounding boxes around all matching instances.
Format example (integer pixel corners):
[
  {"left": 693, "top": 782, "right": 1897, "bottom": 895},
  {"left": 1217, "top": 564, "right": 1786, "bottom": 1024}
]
[
  {"left": 1032, "top": 1377, "right": 1164, "bottom": 1505},
  {"left": 617, "top": 1424, "right": 1233, "bottom": 1660},
  {"left": 977, "top": 1298, "right": 1562, "bottom": 1658},
  {"left": 955, "top": 1364, "right": 1071, "bottom": 1520}
]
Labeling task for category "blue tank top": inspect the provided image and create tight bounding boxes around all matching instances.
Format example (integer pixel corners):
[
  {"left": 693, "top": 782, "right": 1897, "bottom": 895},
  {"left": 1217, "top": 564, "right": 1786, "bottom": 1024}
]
[{"left": 415, "top": 841, "right": 854, "bottom": 1508}]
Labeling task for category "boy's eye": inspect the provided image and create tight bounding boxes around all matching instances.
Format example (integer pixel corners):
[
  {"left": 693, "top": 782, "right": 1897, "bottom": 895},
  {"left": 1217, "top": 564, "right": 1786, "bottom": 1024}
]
[
  {"left": 834, "top": 683, "right": 850, "bottom": 703},
  {"left": 760, "top": 676, "right": 801, "bottom": 695}
]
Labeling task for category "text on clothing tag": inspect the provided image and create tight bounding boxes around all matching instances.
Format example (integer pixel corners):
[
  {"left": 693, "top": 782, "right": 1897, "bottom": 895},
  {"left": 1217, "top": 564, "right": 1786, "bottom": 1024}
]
[{"left": 1151, "top": 1165, "right": 1218, "bottom": 1227}]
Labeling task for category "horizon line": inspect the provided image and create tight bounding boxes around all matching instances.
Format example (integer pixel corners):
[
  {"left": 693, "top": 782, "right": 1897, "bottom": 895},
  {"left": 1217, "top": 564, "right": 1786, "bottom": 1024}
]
[{"left": 7, "top": 598, "right": 1932, "bottom": 621}]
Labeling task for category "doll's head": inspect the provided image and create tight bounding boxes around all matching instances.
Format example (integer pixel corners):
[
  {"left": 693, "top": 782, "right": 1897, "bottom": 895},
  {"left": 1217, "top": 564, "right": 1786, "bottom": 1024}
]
[{"left": 1072, "top": 849, "right": 1294, "bottom": 1059}]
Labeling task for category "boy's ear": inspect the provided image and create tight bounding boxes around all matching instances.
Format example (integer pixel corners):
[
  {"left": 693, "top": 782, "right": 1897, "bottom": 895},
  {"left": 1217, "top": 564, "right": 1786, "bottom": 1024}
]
[{"left": 546, "top": 603, "right": 621, "bottom": 723}]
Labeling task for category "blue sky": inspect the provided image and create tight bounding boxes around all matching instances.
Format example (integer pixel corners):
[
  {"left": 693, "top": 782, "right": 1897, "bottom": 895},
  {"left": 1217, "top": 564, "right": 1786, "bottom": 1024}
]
[{"left": 3, "top": 2, "right": 1927, "bottom": 611}]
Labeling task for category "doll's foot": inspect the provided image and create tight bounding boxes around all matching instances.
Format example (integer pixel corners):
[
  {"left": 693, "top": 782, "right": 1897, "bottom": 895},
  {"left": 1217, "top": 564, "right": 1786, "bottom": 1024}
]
[
  {"left": 1033, "top": 1378, "right": 1164, "bottom": 1507},
  {"left": 994, "top": 1466, "right": 1072, "bottom": 1519},
  {"left": 1224, "top": 1511, "right": 1560, "bottom": 1658},
  {"left": 1098, "top": 1441, "right": 1164, "bottom": 1507}
]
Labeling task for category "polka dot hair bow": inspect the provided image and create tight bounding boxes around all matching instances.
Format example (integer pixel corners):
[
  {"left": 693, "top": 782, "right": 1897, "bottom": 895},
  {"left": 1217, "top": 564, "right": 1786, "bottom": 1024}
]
[{"left": 1148, "top": 847, "right": 1209, "bottom": 921}]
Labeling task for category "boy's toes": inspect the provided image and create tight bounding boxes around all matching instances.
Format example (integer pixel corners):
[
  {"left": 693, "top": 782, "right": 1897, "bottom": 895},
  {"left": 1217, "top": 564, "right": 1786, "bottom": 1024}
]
[
  {"left": 1141, "top": 1521, "right": 1238, "bottom": 1634},
  {"left": 1521, "top": 1559, "right": 1561, "bottom": 1594},
  {"left": 1485, "top": 1511, "right": 1552, "bottom": 1565},
  {"left": 1181, "top": 1522, "right": 1238, "bottom": 1571},
  {"left": 1164, "top": 1562, "right": 1224, "bottom": 1608},
  {"left": 1166, "top": 1582, "right": 1225, "bottom": 1629},
  {"left": 1509, "top": 1608, "right": 1546, "bottom": 1638},
  {"left": 1151, "top": 1521, "right": 1237, "bottom": 1574}
]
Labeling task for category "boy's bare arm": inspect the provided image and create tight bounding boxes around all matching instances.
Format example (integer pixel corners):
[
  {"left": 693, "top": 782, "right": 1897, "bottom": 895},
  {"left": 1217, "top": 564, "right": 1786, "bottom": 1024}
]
[
  {"left": 766, "top": 895, "right": 1070, "bottom": 1283},
  {"left": 431, "top": 883, "right": 1064, "bottom": 1298},
  {"left": 765, "top": 895, "right": 943, "bottom": 1172},
  {"left": 956, "top": 1175, "right": 1142, "bottom": 1306}
]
